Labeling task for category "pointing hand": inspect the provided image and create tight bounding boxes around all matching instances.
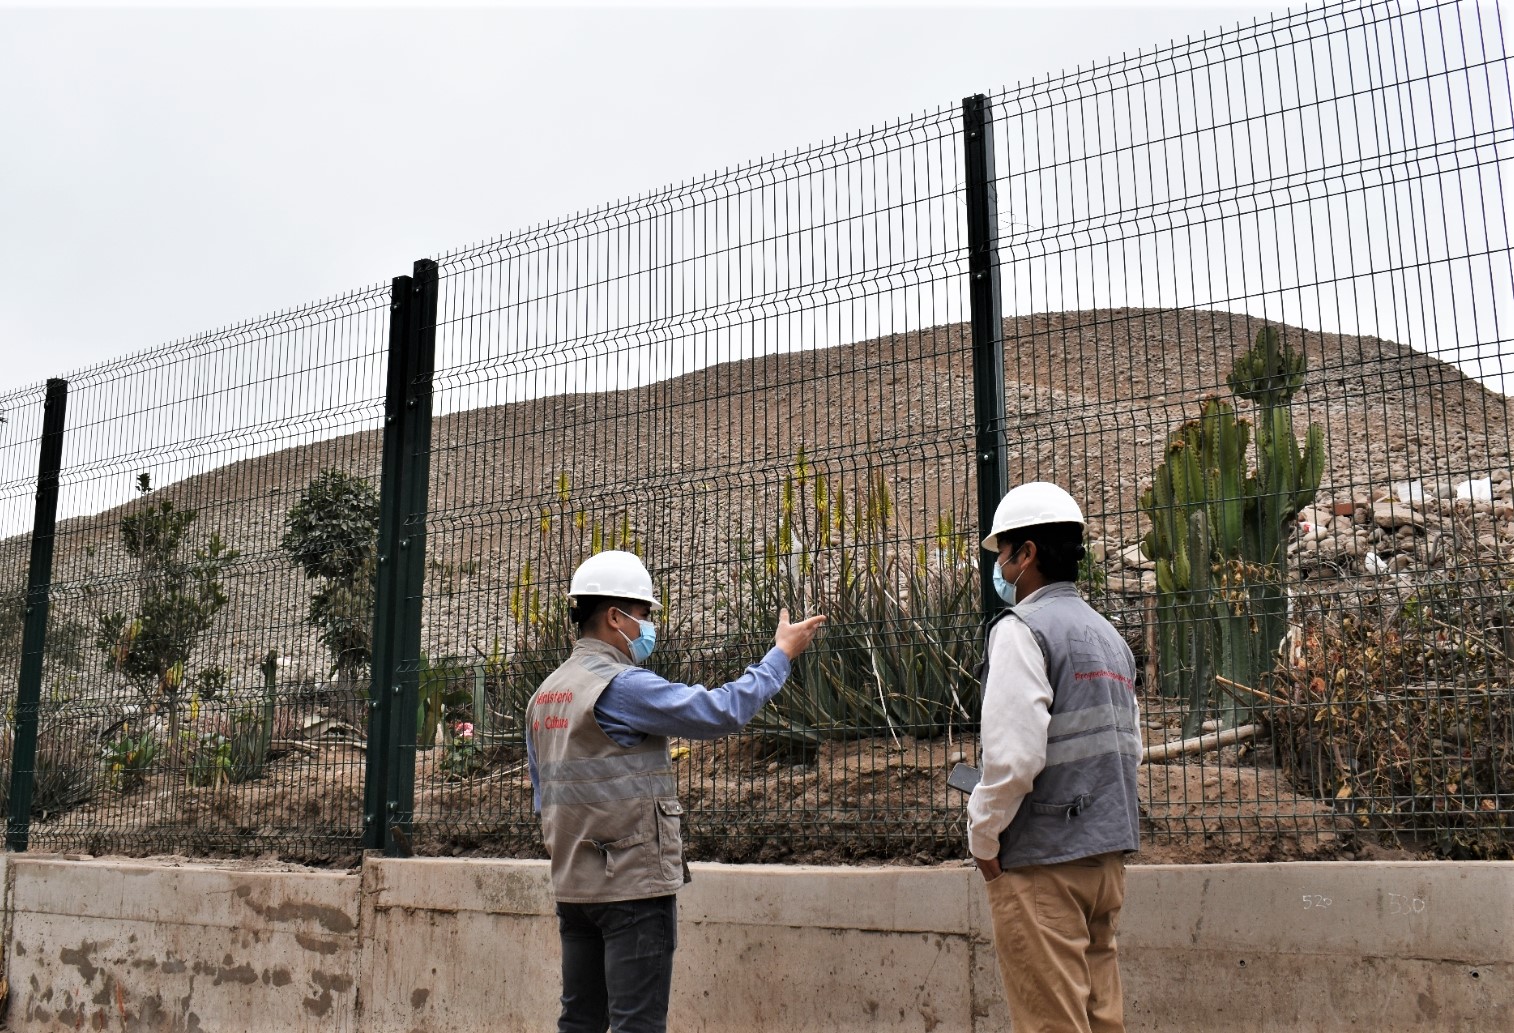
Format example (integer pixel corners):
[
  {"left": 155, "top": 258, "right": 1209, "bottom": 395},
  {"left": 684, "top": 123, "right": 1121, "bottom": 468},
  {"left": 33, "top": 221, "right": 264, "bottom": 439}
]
[{"left": 774, "top": 608, "right": 827, "bottom": 660}]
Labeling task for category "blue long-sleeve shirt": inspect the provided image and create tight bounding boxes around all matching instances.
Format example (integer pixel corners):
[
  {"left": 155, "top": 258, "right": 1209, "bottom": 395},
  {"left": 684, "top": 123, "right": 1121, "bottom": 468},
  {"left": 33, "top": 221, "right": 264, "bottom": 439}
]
[{"left": 527, "top": 646, "right": 792, "bottom": 811}]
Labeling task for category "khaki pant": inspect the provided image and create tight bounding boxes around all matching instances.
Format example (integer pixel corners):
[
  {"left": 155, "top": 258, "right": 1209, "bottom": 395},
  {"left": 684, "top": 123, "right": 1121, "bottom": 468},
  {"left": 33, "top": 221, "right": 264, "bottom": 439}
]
[{"left": 983, "top": 851, "right": 1126, "bottom": 1033}]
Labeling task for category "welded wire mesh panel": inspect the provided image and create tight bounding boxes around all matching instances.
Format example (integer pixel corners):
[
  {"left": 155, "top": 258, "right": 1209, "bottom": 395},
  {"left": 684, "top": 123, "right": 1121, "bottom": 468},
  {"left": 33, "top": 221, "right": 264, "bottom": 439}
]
[
  {"left": 8, "top": 287, "right": 391, "bottom": 862},
  {"left": 988, "top": 0, "right": 1513, "bottom": 858},
  {"left": 406, "top": 106, "right": 981, "bottom": 861},
  {"left": 4, "top": 0, "right": 1505, "bottom": 869}
]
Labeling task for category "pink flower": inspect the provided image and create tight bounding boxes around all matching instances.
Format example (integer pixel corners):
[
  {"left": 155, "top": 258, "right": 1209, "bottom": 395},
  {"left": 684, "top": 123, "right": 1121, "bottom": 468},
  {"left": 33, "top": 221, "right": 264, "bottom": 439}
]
[{"left": 455, "top": 722, "right": 474, "bottom": 739}]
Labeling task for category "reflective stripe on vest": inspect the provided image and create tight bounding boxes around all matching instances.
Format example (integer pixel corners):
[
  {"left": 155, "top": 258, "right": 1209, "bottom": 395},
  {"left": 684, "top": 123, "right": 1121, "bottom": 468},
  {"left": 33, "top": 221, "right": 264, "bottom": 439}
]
[
  {"left": 1045, "top": 702, "right": 1143, "bottom": 767},
  {"left": 540, "top": 772, "right": 679, "bottom": 808}
]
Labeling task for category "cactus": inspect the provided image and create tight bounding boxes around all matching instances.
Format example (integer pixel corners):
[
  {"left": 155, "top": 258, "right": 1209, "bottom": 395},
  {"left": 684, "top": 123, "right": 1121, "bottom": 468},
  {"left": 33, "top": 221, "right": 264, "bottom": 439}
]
[
  {"left": 415, "top": 653, "right": 474, "bottom": 748},
  {"left": 471, "top": 663, "right": 491, "bottom": 743},
  {"left": 225, "top": 650, "right": 279, "bottom": 783},
  {"left": 1140, "top": 327, "right": 1326, "bottom": 735},
  {"left": 256, "top": 650, "right": 276, "bottom": 764},
  {"left": 416, "top": 654, "right": 445, "bottom": 749}
]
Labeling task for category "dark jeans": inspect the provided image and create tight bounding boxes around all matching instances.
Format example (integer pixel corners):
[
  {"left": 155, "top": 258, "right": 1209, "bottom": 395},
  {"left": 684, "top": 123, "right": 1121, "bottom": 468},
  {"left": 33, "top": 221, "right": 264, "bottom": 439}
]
[{"left": 556, "top": 894, "right": 678, "bottom": 1033}]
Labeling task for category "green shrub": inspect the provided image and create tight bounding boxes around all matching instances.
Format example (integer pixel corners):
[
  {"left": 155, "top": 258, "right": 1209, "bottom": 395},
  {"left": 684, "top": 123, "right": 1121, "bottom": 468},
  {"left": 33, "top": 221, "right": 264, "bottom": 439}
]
[
  {"left": 281, "top": 469, "right": 380, "bottom": 690},
  {"left": 0, "top": 724, "right": 100, "bottom": 819},
  {"left": 185, "top": 731, "right": 232, "bottom": 788},
  {"left": 104, "top": 728, "right": 158, "bottom": 792},
  {"left": 93, "top": 473, "right": 238, "bottom": 747}
]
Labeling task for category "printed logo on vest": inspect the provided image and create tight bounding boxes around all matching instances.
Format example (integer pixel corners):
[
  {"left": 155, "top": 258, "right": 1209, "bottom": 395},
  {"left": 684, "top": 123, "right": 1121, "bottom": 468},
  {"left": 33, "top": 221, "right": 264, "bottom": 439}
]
[{"left": 1069, "top": 627, "right": 1134, "bottom": 690}]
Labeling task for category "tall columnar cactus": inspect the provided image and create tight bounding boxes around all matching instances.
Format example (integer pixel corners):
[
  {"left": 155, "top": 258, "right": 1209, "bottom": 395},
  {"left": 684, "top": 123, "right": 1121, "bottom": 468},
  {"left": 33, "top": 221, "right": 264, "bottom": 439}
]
[
  {"left": 1140, "top": 327, "right": 1326, "bottom": 735},
  {"left": 1230, "top": 326, "right": 1327, "bottom": 686}
]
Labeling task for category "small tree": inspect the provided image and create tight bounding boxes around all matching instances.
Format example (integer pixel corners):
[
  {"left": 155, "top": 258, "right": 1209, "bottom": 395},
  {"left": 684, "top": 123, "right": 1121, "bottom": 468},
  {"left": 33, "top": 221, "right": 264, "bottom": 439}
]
[
  {"left": 280, "top": 469, "right": 379, "bottom": 692},
  {"left": 96, "top": 473, "right": 238, "bottom": 747}
]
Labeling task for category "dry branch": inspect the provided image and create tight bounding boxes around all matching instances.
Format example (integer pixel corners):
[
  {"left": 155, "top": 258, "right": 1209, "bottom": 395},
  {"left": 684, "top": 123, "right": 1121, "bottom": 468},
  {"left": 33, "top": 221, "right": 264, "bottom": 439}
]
[{"left": 1143, "top": 723, "right": 1262, "bottom": 763}]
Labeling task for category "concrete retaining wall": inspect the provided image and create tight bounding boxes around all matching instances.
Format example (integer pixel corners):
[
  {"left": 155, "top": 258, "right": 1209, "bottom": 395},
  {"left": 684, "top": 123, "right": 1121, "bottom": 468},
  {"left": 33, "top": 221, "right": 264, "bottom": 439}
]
[
  {"left": 3, "top": 855, "right": 361, "bottom": 1032},
  {"left": 1, "top": 855, "right": 1508, "bottom": 1031}
]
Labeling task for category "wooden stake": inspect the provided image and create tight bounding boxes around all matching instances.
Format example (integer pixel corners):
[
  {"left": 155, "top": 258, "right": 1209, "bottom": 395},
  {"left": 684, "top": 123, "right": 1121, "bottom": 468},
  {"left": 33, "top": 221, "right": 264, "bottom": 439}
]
[{"left": 1142, "top": 723, "right": 1261, "bottom": 763}]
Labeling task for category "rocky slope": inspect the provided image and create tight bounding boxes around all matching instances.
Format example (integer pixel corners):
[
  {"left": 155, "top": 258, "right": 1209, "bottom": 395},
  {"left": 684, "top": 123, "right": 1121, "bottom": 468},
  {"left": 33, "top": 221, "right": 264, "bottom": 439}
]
[{"left": 2, "top": 307, "right": 1509, "bottom": 695}]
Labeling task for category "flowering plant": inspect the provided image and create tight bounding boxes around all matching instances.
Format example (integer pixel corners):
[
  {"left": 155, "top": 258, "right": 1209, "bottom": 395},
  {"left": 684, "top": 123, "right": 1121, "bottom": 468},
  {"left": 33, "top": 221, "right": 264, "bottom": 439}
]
[{"left": 440, "top": 720, "right": 485, "bottom": 779}]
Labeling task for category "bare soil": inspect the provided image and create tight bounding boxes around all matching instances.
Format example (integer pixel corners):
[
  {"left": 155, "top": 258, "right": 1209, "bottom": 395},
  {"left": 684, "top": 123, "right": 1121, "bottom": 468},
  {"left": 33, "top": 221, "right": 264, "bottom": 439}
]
[{"left": 26, "top": 688, "right": 1427, "bottom": 871}]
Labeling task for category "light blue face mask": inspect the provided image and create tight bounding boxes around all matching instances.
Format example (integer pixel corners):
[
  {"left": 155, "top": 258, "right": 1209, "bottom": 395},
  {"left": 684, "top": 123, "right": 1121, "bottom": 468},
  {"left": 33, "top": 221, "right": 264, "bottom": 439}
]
[
  {"left": 615, "top": 610, "right": 657, "bottom": 664},
  {"left": 993, "top": 548, "right": 1025, "bottom": 606}
]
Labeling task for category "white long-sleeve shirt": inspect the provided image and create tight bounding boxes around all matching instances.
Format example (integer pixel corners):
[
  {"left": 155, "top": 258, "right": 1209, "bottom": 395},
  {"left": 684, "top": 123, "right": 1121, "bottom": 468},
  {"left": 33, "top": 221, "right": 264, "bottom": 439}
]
[{"left": 967, "top": 586, "right": 1055, "bottom": 861}]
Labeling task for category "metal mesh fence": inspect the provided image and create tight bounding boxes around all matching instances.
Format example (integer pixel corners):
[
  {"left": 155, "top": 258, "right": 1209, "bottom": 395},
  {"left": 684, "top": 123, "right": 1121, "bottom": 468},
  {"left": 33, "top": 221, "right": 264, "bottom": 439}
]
[
  {"left": 410, "top": 105, "right": 977, "bottom": 861},
  {"left": 982, "top": 0, "right": 1512, "bottom": 859},
  {"left": 0, "top": 0, "right": 1509, "bottom": 865},
  {"left": 3, "top": 288, "right": 392, "bottom": 861}
]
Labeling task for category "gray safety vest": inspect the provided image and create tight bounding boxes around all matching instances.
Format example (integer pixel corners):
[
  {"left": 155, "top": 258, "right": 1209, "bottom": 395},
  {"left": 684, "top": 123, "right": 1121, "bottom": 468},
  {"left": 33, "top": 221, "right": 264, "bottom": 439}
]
[
  {"left": 982, "top": 582, "right": 1142, "bottom": 868},
  {"left": 526, "top": 638, "right": 686, "bottom": 903}
]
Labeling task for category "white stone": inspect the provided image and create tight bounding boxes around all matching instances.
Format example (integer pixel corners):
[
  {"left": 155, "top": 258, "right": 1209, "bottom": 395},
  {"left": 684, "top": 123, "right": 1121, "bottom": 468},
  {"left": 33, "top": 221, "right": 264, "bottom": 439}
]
[
  {"left": 1456, "top": 477, "right": 1494, "bottom": 502},
  {"left": 1392, "top": 479, "right": 1426, "bottom": 503}
]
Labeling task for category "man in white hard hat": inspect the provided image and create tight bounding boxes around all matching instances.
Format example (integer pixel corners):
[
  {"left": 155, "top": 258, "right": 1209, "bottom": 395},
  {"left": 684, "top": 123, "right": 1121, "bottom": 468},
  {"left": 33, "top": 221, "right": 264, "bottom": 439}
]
[
  {"left": 968, "top": 483, "right": 1142, "bottom": 1033},
  {"left": 526, "top": 549, "right": 826, "bottom": 1033}
]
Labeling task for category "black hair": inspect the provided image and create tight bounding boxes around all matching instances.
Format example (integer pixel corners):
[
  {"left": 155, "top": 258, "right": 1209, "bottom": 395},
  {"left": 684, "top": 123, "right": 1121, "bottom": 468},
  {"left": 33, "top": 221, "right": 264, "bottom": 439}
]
[
  {"left": 998, "top": 521, "right": 1085, "bottom": 583},
  {"left": 570, "top": 596, "right": 646, "bottom": 630}
]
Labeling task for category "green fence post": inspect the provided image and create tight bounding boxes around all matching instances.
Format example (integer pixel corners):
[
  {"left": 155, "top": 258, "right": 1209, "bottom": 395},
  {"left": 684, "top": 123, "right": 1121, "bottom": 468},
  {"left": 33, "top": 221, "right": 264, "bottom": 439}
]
[
  {"left": 386, "top": 259, "right": 438, "bottom": 856},
  {"left": 963, "top": 94, "right": 1008, "bottom": 619},
  {"left": 8, "top": 378, "right": 69, "bottom": 851},
  {"left": 363, "top": 260, "right": 438, "bottom": 856}
]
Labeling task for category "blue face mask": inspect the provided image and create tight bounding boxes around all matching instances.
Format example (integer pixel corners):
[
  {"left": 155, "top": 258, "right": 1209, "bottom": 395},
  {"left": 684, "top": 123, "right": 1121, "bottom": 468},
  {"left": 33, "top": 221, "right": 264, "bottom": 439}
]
[
  {"left": 993, "top": 549, "right": 1025, "bottom": 606},
  {"left": 615, "top": 610, "right": 657, "bottom": 664}
]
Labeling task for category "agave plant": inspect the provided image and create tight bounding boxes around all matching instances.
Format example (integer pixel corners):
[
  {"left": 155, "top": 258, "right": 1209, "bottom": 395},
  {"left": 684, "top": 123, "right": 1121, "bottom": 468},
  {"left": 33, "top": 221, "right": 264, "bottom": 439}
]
[{"left": 711, "top": 455, "right": 982, "bottom": 742}]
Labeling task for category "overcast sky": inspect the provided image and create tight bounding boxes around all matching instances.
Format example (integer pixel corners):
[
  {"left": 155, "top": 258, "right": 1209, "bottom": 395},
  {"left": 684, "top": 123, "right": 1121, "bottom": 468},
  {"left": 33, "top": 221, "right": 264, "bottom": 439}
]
[{"left": 0, "top": 0, "right": 1293, "bottom": 398}]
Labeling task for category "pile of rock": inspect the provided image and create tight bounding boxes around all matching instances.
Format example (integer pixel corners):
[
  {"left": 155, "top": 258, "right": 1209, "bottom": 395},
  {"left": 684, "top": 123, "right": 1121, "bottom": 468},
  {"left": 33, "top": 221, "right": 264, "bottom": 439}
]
[
  {"left": 1100, "top": 471, "right": 1514, "bottom": 591},
  {"left": 1292, "top": 472, "right": 1514, "bottom": 579}
]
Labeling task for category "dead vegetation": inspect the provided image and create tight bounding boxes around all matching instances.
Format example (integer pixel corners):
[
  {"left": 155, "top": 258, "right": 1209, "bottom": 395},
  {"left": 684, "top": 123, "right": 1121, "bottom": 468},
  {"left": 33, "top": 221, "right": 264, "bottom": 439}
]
[{"left": 1271, "top": 546, "right": 1514, "bottom": 859}]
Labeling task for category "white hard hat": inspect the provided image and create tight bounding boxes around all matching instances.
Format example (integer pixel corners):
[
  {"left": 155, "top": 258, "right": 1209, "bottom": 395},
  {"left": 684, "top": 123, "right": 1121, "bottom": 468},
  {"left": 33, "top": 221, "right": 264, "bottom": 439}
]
[
  {"left": 569, "top": 550, "right": 660, "bottom": 610},
  {"left": 980, "top": 482, "right": 1085, "bottom": 552}
]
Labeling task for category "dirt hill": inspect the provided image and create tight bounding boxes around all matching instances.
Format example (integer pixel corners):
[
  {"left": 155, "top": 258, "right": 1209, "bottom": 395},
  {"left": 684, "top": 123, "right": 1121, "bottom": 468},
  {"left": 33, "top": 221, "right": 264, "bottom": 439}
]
[
  {"left": 2, "top": 306, "right": 1508, "bottom": 866},
  {"left": 4, "top": 306, "right": 1510, "bottom": 689}
]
